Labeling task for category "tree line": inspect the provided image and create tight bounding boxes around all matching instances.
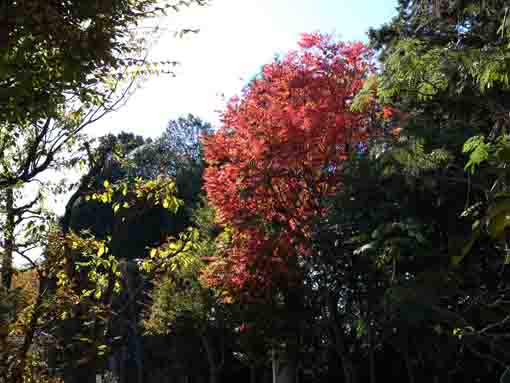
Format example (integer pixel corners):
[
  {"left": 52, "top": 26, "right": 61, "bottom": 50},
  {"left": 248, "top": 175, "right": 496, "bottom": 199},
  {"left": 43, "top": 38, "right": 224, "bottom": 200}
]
[{"left": 2, "top": 1, "right": 510, "bottom": 383}]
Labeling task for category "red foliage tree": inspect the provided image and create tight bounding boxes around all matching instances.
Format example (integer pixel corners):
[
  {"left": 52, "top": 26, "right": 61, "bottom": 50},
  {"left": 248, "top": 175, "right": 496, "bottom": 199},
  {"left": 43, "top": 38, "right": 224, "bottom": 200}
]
[{"left": 203, "top": 33, "right": 378, "bottom": 299}]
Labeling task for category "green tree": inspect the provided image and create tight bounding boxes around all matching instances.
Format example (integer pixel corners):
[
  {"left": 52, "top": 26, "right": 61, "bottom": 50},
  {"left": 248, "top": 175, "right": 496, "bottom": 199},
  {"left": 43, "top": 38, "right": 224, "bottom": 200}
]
[
  {"left": 54, "top": 120, "right": 211, "bottom": 383},
  {"left": 367, "top": 1, "right": 510, "bottom": 380}
]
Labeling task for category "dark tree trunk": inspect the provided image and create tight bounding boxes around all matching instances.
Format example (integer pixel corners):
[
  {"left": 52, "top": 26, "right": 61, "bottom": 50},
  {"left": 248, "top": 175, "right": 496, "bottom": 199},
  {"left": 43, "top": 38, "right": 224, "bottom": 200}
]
[
  {"left": 327, "top": 292, "right": 356, "bottom": 383},
  {"left": 2, "top": 187, "right": 14, "bottom": 289},
  {"left": 404, "top": 348, "right": 415, "bottom": 383},
  {"left": 200, "top": 333, "right": 220, "bottom": 383},
  {"left": 273, "top": 347, "right": 297, "bottom": 383},
  {"left": 126, "top": 263, "right": 144, "bottom": 383},
  {"left": 368, "top": 321, "right": 376, "bottom": 383},
  {"left": 250, "top": 365, "right": 257, "bottom": 383}
]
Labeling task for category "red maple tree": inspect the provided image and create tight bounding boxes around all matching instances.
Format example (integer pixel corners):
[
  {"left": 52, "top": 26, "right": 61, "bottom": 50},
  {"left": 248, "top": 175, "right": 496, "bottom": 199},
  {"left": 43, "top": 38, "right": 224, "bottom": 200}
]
[{"left": 202, "top": 33, "right": 379, "bottom": 299}]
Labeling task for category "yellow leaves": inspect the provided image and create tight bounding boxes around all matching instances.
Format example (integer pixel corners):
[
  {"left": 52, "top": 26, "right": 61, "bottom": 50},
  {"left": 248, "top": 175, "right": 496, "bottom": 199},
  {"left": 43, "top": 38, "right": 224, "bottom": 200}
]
[
  {"left": 84, "top": 176, "right": 182, "bottom": 216},
  {"left": 190, "top": 227, "right": 200, "bottom": 242},
  {"left": 168, "top": 261, "right": 178, "bottom": 272},
  {"left": 65, "top": 231, "right": 118, "bottom": 301},
  {"left": 452, "top": 326, "right": 475, "bottom": 340},
  {"left": 65, "top": 177, "right": 189, "bottom": 306},
  {"left": 97, "top": 244, "right": 106, "bottom": 257},
  {"left": 139, "top": 228, "right": 198, "bottom": 275},
  {"left": 452, "top": 327, "right": 463, "bottom": 339},
  {"left": 97, "top": 344, "right": 108, "bottom": 356},
  {"left": 56, "top": 270, "right": 69, "bottom": 288},
  {"left": 139, "top": 259, "right": 153, "bottom": 273}
]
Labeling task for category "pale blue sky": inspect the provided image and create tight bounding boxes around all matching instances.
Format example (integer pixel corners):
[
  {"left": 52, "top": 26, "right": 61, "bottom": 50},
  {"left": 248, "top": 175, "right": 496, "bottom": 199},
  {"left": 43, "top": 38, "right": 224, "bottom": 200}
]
[{"left": 90, "top": 0, "right": 398, "bottom": 138}]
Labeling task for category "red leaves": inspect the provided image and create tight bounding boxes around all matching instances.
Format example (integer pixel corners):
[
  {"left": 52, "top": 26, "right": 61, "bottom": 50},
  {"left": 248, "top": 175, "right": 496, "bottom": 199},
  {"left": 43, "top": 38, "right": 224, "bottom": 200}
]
[
  {"left": 383, "top": 105, "right": 396, "bottom": 120},
  {"left": 203, "top": 33, "right": 377, "bottom": 297},
  {"left": 298, "top": 32, "right": 324, "bottom": 49}
]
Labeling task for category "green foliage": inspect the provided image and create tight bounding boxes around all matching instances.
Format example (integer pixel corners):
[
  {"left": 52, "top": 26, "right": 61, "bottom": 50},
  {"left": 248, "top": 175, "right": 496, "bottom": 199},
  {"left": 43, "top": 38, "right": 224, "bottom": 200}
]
[
  {"left": 86, "top": 175, "right": 183, "bottom": 214},
  {"left": 462, "top": 134, "right": 510, "bottom": 173},
  {"left": 69, "top": 175, "right": 196, "bottom": 281},
  {"left": 366, "top": 1, "right": 510, "bottom": 379},
  {"left": 0, "top": 0, "right": 206, "bottom": 126},
  {"left": 462, "top": 135, "right": 490, "bottom": 173},
  {"left": 139, "top": 227, "right": 199, "bottom": 274},
  {"left": 0, "top": 286, "right": 22, "bottom": 327},
  {"left": 378, "top": 39, "right": 449, "bottom": 103},
  {"left": 383, "top": 135, "right": 453, "bottom": 176},
  {"left": 130, "top": 114, "right": 212, "bottom": 206},
  {"left": 66, "top": 231, "right": 121, "bottom": 300},
  {"left": 351, "top": 75, "right": 378, "bottom": 113},
  {"left": 8, "top": 0, "right": 510, "bottom": 381},
  {"left": 144, "top": 200, "right": 223, "bottom": 334},
  {"left": 143, "top": 256, "right": 207, "bottom": 334}
]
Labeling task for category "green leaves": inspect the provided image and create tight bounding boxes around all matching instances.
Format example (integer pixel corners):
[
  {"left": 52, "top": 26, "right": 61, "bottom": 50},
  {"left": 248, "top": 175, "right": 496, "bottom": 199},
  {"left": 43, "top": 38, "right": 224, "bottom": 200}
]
[
  {"left": 142, "top": 228, "right": 200, "bottom": 275},
  {"left": 87, "top": 176, "right": 184, "bottom": 215},
  {"left": 473, "top": 48, "right": 510, "bottom": 91},
  {"left": 67, "top": 171, "right": 191, "bottom": 304},
  {"left": 96, "top": 344, "right": 108, "bottom": 357},
  {"left": 388, "top": 136, "right": 453, "bottom": 176},
  {"left": 486, "top": 197, "right": 510, "bottom": 240},
  {"left": 351, "top": 75, "right": 378, "bottom": 113},
  {"left": 462, "top": 133, "right": 510, "bottom": 178},
  {"left": 378, "top": 39, "right": 449, "bottom": 104},
  {"left": 463, "top": 135, "right": 489, "bottom": 173},
  {"left": 97, "top": 244, "right": 106, "bottom": 257},
  {"left": 66, "top": 230, "right": 120, "bottom": 302}
]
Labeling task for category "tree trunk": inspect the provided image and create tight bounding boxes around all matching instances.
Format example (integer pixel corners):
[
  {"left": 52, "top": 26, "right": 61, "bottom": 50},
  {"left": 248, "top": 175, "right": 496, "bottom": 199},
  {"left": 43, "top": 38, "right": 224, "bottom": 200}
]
[
  {"left": 334, "top": 327, "right": 356, "bottom": 383},
  {"left": 250, "top": 365, "right": 257, "bottom": 383},
  {"left": 368, "top": 321, "right": 376, "bottom": 383},
  {"left": 200, "top": 333, "right": 220, "bottom": 383},
  {"left": 272, "top": 346, "right": 298, "bottom": 383},
  {"left": 404, "top": 349, "right": 415, "bottom": 383},
  {"left": 130, "top": 313, "right": 144, "bottom": 383},
  {"left": 327, "top": 292, "right": 356, "bottom": 383},
  {"left": 2, "top": 187, "right": 14, "bottom": 289},
  {"left": 126, "top": 263, "right": 144, "bottom": 383}
]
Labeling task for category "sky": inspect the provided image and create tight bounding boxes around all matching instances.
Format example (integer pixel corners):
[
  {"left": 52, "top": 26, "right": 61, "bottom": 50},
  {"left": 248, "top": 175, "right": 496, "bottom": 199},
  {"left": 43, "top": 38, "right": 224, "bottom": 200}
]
[{"left": 90, "top": 0, "right": 398, "bottom": 139}]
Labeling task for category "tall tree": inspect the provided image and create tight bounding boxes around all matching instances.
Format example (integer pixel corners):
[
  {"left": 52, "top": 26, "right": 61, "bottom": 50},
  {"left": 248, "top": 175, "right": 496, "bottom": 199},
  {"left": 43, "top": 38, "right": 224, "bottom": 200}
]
[
  {"left": 203, "top": 32, "right": 377, "bottom": 296},
  {"left": 202, "top": 33, "right": 378, "bottom": 383}
]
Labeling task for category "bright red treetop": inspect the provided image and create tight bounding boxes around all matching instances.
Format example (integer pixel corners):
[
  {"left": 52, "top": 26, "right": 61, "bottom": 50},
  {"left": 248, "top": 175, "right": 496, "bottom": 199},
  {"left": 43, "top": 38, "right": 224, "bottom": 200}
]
[{"left": 203, "top": 33, "right": 378, "bottom": 298}]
